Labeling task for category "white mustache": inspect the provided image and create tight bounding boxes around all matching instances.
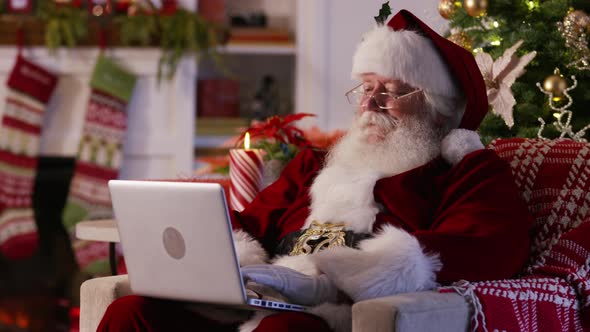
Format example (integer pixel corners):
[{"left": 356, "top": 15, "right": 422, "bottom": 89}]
[{"left": 358, "top": 111, "right": 399, "bottom": 131}]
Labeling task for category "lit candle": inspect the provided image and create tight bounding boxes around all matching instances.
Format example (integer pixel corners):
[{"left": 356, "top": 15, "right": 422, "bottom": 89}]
[{"left": 229, "top": 132, "right": 265, "bottom": 211}]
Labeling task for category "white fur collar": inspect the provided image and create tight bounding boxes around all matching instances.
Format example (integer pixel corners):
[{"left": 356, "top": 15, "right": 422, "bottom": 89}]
[{"left": 306, "top": 164, "right": 383, "bottom": 233}]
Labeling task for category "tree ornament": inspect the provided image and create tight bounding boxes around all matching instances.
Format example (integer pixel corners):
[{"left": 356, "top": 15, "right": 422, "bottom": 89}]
[
  {"left": 447, "top": 31, "right": 473, "bottom": 51},
  {"left": 475, "top": 40, "right": 537, "bottom": 128},
  {"left": 88, "top": 0, "right": 112, "bottom": 17},
  {"left": 7, "top": 0, "right": 33, "bottom": 13},
  {"left": 536, "top": 74, "right": 590, "bottom": 142},
  {"left": 438, "top": 0, "right": 457, "bottom": 19},
  {"left": 557, "top": 10, "right": 590, "bottom": 71},
  {"left": 565, "top": 10, "right": 590, "bottom": 33},
  {"left": 542, "top": 68, "right": 568, "bottom": 97},
  {"left": 463, "top": 0, "right": 487, "bottom": 17}
]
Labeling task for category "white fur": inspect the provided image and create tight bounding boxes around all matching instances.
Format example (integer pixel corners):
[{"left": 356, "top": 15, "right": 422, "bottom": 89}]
[
  {"left": 309, "top": 303, "right": 352, "bottom": 332},
  {"left": 306, "top": 110, "right": 442, "bottom": 234},
  {"left": 441, "top": 129, "right": 484, "bottom": 165},
  {"left": 272, "top": 253, "right": 320, "bottom": 276},
  {"left": 352, "top": 27, "right": 460, "bottom": 99},
  {"left": 232, "top": 229, "right": 268, "bottom": 266},
  {"left": 312, "top": 225, "right": 441, "bottom": 302},
  {"left": 306, "top": 165, "right": 383, "bottom": 233}
]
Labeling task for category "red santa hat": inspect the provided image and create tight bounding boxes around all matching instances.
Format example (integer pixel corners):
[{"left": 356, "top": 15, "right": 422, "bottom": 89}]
[{"left": 351, "top": 9, "right": 488, "bottom": 130}]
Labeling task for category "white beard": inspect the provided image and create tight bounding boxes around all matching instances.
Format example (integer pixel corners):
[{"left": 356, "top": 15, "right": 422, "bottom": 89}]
[{"left": 306, "top": 110, "right": 443, "bottom": 233}]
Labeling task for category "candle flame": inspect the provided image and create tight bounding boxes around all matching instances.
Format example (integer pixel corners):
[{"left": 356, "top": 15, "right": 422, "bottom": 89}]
[{"left": 244, "top": 132, "right": 250, "bottom": 149}]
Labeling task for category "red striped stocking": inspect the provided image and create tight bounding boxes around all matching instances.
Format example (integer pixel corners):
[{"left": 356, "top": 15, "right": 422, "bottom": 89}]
[
  {"left": 0, "top": 55, "right": 58, "bottom": 260},
  {"left": 62, "top": 55, "right": 136, "bottom": 275}
]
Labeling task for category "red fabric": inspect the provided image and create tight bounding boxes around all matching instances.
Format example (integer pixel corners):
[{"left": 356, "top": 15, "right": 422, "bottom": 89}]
[
  {"left": 6, "top": 55, "right": 58, "bottom": 104},
  {"left": 232, "top": 147, "right": 532, "bottom": 284},
  {"left": 441, "top": 138, "right": 590, "bottom": 332},
  {"left": 0, "top": 57, "right": 56, "bottom": 261},
  {"left": 488, "top": 138, "right": 590, "bottom": 272},
  {"left": 98, "top": 295, "right": 331, "bottom": 332},
  {"left": 386, "top": 10, "right": 488, "bottom": 131}
]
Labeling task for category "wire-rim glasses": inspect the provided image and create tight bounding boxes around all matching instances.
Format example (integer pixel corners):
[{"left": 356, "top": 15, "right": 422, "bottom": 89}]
[{"left": 345, "top": 83, "right": 422, "bottom": 110}]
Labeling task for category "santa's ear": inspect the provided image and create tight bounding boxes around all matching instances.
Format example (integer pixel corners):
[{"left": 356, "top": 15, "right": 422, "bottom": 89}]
[{"left": 441, "top": 129, "right": 484, "bottom": 165}]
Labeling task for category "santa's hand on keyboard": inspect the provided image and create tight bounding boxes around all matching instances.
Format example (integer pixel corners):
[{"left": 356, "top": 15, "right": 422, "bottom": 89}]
[{"left": 241, "top": 264, "right": 338, "bottom": 306}]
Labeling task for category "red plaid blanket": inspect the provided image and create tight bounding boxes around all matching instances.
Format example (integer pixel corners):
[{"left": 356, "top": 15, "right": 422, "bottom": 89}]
[{"left": 443, "top": 139, "right": 590, "bottom": 332}]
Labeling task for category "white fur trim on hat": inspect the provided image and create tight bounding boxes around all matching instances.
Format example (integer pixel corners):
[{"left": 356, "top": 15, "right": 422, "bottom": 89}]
[
  {"left": 232, "top": 229, "right": 268, "bottom": 266},
  {"left": 351, "top": 26, "right": 460, "bottom": 99},
  {"left": 441, "top": 129, "right": 484, "bottom": 165},
  {"left": 312, "top": 225, "right": 441, "bottom": 303}
]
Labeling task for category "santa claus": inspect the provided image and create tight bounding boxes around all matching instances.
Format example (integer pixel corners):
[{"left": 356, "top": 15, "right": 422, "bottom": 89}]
[{"left": 98, "top": 9, "right": 532, "bottom": 332}]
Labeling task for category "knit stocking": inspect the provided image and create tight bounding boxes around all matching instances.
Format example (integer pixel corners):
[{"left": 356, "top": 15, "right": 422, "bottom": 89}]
[
  {"left": 62, "top": 55, "right": 136, "bottom": 275},
  {"left": 0, "top": 55, "right": 58, "bottom": 260}
]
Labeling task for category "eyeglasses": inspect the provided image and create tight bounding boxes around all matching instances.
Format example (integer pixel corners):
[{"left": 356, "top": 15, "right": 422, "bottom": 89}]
[{"left": 345, "top": 83, "right": 422, "bottom": 110}]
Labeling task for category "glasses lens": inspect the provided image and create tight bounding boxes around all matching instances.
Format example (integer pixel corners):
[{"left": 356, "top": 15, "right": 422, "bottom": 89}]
[
  {"left": 347, "top": 90, "right": 364, "bottom": 105},
  {"left": 374, "top": 93, "right": 394, "bottom": 109}
]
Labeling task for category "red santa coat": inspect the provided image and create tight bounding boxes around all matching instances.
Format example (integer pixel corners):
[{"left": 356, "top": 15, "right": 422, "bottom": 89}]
[{"left": 231, "top": 146, "right": 532, "bottom": 286}]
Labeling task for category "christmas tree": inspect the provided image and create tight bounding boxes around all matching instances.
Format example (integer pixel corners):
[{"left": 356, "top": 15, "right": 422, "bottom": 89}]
[{"left": 442, "top": 0, "right": 590, "bottom": 143}]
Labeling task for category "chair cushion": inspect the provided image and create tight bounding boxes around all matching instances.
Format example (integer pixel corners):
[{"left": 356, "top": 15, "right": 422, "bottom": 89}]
[{"left": 488, "top": 138, "right": 590, "bottom": 273}]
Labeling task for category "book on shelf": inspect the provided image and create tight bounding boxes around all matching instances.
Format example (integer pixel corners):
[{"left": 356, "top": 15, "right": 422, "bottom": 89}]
[
  {"left": 197, "top": 79, "right": 240, "bottom": 118},
  {"left": 228, "top": 28, "right": 292, "bottom": 44}
]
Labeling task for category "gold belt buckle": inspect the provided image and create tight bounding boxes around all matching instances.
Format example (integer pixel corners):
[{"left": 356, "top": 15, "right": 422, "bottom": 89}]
[{"left": 289, "top": 221, "right": 346, "bottom": 256}]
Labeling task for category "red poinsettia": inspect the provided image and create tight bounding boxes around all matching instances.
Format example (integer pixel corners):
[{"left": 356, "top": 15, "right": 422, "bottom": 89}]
[{"left": 238, "top": 113, "right": 316, "bottom": 148}]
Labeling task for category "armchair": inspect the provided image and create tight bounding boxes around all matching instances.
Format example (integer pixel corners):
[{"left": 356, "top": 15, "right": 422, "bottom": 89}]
[{"left": 79, "top": 138, "right": 590, "bottom": 331}]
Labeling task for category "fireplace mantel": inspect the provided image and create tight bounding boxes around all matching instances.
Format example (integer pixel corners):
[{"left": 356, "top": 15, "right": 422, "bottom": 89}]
[{"left": 0, "top": 46, "right": 195, "bottom": 179}]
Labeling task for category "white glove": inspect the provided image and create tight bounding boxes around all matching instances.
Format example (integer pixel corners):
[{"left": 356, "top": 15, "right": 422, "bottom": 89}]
[{"left": 241, "top": 264, "right": 339, "bottom": 306}]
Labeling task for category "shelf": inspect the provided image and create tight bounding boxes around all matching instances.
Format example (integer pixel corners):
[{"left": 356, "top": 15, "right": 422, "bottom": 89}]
[
  {"left": 218, "top": 42, "right": 296, "bottom": 55},
  {"left": 194, "top": 135, "right": 237, "bottom": 149}
]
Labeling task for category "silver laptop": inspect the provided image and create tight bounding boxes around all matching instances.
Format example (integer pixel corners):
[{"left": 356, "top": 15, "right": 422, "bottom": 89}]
[{"left": 108, "top": 179, "right": 306, "bottom": 312}]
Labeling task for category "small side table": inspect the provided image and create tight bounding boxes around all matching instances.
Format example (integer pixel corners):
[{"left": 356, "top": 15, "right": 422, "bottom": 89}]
[{"left": 75, "top": 219, "right": 120, "bottom": 275}]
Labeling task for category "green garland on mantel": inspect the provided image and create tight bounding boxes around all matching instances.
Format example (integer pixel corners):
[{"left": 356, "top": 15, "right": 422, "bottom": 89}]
[{"left": 18, "top": 1, "right": 224, "bottom": 80}]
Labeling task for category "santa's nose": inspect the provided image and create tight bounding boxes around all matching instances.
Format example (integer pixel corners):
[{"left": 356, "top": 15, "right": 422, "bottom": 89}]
[{"left": 361, "top": 96, "right": 385, "bottom": 113}]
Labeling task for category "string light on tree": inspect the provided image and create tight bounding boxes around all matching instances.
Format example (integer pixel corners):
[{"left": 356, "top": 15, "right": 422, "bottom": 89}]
[
  {"left": 463, "top": 0, "right": 487, "bottom": 17},
  {"left": 526, "top": 0, "right": 539, "bottom": 11},
  {"left": 536, "top": 74, "right": 590, "bottom": 142}
]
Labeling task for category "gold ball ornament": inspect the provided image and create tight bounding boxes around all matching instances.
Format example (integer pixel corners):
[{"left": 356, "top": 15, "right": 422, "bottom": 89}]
[
  {"left": 438, "top": 0, "right": 457, "bottom": 19},
  {"left": 447, "top": 32, "right": 473, "bottom": 51},
  {"left": 542, "top": 69, "right": 568, "bottom": 97},
  {"left": 464, "top": 0, "right": 488, "bottom": 17},
  {"left": 565, "top": 10, "right": 590, "bottom": 33}
]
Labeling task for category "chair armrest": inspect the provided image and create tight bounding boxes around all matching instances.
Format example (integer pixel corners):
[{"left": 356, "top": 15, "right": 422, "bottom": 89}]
[
  {"left": 352, "top": 291, "right": 470, "bottom": 332},
  {"left": 80, "top": 274, "right": 132, "bottom": 332}
]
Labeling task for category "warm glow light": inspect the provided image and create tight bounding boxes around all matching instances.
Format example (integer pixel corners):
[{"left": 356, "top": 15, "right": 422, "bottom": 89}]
[
  {"left": 15, "top": 312, "right": 28, "bottom": 328},
  {"left": 244, "top": 132, "right": 250, "bottom": 149},
  {"left": 527, "top": 1, "right": 535, "bottom": 10},
  {"left": 491, "top": 40, "right": 502, "bottom": 46},
  {"left": 493, "top": 21, "right": 499, "bottom": 28},
  {"left": 553, "top": 112, "right": 562, "bottom": 119},
  {"left": 473, "top": 47, "right": 484, "bottom": 54}
]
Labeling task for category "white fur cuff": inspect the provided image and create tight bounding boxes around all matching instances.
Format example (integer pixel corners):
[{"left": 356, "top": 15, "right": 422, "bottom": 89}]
[
  {"left": 312, "top": 225, "right": 441, "bottom": 302},
  {"left": 441, "top": 129, "right": 484, "bottom": 165},
  {"left": 232, "top": 229, "right": 268, "bottom": 266}
]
